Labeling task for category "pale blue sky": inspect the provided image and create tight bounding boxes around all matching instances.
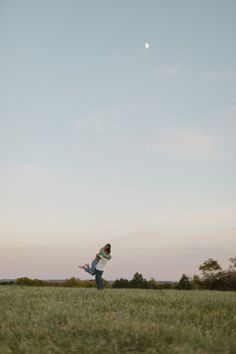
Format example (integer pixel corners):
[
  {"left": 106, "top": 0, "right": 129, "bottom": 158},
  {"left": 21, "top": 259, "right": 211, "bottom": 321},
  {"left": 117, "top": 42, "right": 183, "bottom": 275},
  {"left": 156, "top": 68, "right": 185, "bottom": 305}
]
[{"left": 1, "top": 0, "right": 236, "bottom": 280}]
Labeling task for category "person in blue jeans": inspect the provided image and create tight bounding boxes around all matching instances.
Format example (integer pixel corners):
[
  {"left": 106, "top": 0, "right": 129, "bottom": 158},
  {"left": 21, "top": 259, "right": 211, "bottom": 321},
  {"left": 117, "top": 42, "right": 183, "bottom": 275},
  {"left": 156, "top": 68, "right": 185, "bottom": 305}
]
[
  {"left": 95, "top": 269, "right": 104, "bottom": 290},
  {"left": 78, "top": 243, "right": 111, "bottom": 290}
]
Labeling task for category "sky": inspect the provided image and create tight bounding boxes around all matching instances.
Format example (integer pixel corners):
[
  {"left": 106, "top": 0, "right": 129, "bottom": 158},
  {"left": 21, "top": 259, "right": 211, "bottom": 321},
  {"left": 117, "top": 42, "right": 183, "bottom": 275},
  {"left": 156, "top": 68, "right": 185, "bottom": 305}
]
[{"left": 1, "top": 0, "right": 236, "bottom": 281}]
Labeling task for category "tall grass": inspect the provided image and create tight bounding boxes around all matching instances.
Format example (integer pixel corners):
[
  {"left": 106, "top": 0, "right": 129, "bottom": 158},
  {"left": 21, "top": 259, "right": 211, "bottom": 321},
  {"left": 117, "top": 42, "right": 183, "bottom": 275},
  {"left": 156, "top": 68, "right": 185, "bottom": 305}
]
[{"left": 0, "top": 287, "right": 236, "bottom": 353}]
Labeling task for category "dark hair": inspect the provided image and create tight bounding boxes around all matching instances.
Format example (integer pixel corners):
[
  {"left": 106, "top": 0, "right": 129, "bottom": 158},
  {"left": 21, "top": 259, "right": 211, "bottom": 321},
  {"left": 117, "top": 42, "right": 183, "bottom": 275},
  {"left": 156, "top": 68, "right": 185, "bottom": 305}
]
[{"left": 104, "top": 243, "right": 111, "bottom": 254}]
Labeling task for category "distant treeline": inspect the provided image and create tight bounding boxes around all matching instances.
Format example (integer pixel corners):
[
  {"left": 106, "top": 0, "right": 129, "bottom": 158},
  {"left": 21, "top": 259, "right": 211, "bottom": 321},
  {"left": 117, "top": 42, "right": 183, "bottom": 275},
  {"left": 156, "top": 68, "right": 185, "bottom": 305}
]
[
  {"left": 0, "top": 276, "right": 177, "bottom": 289},
  {"left": 113, "top": 257, "right": 236, "bottom": 291},
  {"left": 1, "top": 257, "right": 236, "bottom": 291},
  {"left": 0, "top": 277, "right": 111, "bottom": 288}
]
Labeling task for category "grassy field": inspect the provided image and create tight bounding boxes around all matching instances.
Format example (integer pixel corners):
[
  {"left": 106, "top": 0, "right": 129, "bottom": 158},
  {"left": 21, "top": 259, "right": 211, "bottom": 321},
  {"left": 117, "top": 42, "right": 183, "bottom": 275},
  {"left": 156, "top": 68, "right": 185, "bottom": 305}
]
[{"left": 0, "top": 287, "right": 236, "bottom": 354}]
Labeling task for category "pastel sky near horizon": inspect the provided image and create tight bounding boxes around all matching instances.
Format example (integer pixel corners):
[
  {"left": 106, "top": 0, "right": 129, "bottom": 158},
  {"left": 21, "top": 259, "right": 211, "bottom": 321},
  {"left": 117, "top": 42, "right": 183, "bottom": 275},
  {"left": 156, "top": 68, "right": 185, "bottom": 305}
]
[{"left": 1, "top": 0, "right": 236, "bottom": 281}]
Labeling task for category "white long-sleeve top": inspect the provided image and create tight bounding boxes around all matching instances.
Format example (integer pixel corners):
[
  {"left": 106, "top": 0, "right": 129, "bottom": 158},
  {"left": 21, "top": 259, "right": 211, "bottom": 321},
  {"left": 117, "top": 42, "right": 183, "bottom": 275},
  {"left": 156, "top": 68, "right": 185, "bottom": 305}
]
[{"left": 95, "top": 255, "right": 109, "bottom": 271}]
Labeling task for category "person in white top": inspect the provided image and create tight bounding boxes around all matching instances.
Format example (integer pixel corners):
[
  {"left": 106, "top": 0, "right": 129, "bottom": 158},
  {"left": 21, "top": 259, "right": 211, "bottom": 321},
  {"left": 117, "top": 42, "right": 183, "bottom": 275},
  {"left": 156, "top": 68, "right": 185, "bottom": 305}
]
[
  {"left": 78, "top": 245, "right": 111, "bottom": 274},
  {"left": 95, "top": 254, "right": 109, "bottom": 271},
  {"left": 95, "top": 243, "right": 111, "bottom": 290},
  {"left": 78, "top": 243, "right": 112, "bottom": 290}
]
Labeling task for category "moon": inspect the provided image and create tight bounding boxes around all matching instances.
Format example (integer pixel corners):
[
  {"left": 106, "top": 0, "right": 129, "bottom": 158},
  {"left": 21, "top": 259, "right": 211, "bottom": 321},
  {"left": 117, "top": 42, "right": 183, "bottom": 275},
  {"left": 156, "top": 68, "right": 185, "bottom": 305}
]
[{"left": 145, "top": 42, "right": 150, "bottom": 49}]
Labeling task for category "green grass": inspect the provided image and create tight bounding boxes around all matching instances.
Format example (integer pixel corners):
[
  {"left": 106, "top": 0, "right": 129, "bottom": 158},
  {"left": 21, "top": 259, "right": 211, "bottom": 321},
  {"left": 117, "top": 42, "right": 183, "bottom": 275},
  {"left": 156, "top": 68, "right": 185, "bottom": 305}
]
[{"left": 0, "top": 287, "right": 236, "bottom": 354}]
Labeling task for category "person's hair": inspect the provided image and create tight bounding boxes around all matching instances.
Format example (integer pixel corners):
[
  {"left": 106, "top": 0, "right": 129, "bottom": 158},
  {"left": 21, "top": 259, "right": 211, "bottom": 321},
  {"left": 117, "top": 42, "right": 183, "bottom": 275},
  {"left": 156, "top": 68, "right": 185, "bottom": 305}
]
[{"left": 104, "top": 243, "right": 111, "bottom": 254}]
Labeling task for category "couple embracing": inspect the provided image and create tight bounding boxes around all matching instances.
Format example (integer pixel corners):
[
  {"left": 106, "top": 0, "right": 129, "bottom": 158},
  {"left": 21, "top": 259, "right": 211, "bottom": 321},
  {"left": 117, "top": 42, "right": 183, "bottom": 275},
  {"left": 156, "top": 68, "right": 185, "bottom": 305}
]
[{"left": 79, "top": 243, "right": 111, "bottom": 290}]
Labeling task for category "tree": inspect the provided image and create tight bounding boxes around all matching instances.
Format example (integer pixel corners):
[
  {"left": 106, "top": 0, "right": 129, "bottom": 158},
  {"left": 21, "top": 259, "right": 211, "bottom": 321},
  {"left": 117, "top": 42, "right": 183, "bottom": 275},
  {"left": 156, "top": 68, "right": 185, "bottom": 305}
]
[
  {"left": 229, "top": 257, "right": 236, "bottom": 270},
  {"left": 178, "top": 274, "right": 192, "bottom": 290},
  {"left": 148, "top": 277, "right": 159, "bottom": 289},
  {"left": 129, "top": 272, "right": 149, "bottom": 289},
  {"left": 62, "top": 277, "right": 80, "bottom": 287},
  {"left": 112, "top": 278, "right": 130, "bottom": 288},
  {"left": 199, "top": 258, "right": 222, "bottom": 290},
  {"left": 199, "top": 258, "right": 221, "bottom": 277},
  {"left": 192, "top": 275, "right": 202, "bottom": 290},
  {"left": 16, "top": 277, "right": 47, "bottom": 286}
]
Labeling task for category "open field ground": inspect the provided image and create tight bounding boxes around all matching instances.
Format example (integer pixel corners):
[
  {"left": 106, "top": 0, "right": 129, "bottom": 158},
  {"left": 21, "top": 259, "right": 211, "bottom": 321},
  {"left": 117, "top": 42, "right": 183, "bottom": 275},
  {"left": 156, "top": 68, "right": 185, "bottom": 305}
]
[{"left": 0, "top": 287, "right": 236, "bottom": 354}]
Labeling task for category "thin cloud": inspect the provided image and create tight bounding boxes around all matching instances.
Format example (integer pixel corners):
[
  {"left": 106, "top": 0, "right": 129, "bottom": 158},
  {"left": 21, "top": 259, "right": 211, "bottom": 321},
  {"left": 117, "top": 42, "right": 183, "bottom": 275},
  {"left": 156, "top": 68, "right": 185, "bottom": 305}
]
[
  {"left": 116, "top": 205, "right": 236, "bottom": 241},
  {"left": 150, "top": 128, "right": 220, "bottom": 158},
  {"left": 74, "top": 108, "right": 124, "bottom": 141},
  {"left": 160, "top": 65, "right": 178, "bottom": 77},
  {"left": 7, "top": 162, "right": 39, "bottom": 170},
  {"left": 157, "top": 58, "right": 190, "bottom": 77},
  {"left": 208, "top": 70, "right": 236, "bottom": 81},
  {"left": 226, "top": 102, "right": 236, "bottom": 119},
  {"left": 7, "top": 162, "right": 18, "bottom": 166},
  {"left": 167, "top": 207, "right": 236, "bottom": 232},
  {"left": 75, "top": 111, "right": 106, "bottom": 136}
]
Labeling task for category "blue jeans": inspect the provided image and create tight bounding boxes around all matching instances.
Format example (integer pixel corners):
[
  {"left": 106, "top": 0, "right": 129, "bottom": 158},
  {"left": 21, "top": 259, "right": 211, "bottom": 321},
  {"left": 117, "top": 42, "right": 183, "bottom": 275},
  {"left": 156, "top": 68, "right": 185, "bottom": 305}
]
[
  {"left": 85, "top": 259, "right": 97, "bottom": 276},
  {"left": 95, "top": 269, "right": 104, "bottom": 290}
]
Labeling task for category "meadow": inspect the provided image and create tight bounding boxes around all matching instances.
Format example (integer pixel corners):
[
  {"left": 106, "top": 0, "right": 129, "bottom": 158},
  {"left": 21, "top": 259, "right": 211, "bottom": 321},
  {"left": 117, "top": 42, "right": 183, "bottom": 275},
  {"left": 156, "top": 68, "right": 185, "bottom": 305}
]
[{"left": 0, "top": 287, "right": 236, "bottom": 354}]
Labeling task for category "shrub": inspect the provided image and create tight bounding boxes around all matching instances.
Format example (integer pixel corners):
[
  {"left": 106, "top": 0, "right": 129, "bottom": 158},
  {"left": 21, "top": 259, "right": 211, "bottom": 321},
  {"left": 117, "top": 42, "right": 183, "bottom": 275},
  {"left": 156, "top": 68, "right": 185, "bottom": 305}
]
[
  {"left": 178, "top": 274, "right": 192, "bottom": 290},
  {"left": 16, "top": 277, "right": 47, "bottom": 286}
]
